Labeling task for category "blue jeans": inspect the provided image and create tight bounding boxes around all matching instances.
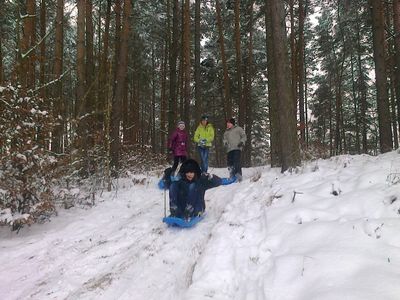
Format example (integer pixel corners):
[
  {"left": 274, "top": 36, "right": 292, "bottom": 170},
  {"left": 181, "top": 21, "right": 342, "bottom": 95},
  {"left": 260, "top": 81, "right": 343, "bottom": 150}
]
[{"left": 197, "top": 146, "right": 209, "bottom": 173}]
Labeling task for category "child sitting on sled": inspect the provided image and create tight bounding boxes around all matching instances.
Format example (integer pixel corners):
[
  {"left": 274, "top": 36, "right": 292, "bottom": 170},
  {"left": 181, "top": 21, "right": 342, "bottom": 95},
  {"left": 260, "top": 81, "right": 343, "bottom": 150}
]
[{"left": 160, "top": 159, "right": 236, "bottom": 219}]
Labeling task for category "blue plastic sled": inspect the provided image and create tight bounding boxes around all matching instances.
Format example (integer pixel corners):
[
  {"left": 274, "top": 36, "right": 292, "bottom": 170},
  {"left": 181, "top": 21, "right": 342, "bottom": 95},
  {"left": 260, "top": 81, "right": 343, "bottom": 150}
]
[{"left": 163, "top": 215, "right": 204, "bottom": 228}]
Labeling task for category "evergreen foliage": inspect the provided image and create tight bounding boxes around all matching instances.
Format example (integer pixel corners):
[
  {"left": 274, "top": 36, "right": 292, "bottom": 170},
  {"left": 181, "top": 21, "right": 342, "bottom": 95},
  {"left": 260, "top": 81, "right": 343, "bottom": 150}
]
[{"left": 0, "top": 85, "right": 57, "bottom": 230}]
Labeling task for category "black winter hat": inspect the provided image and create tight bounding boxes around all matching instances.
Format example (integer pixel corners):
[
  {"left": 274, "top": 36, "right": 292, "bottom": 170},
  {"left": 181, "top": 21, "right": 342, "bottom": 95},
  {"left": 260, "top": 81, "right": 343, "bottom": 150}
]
[
  {"left": 180, "top": 159, "right": 202, "bottom": 176},
  {"left": 201, "top": 115, "right": 209, "bottom": 121},
  {"left": 227, "top": 118, "right": 236, "bottom": 126}
]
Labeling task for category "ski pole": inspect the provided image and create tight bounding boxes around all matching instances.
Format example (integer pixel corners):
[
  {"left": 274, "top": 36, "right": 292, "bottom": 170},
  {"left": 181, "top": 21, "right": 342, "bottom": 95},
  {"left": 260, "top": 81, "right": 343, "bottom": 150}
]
[{"left": 163, "top": 187, "right": 167, "bottom": 218}]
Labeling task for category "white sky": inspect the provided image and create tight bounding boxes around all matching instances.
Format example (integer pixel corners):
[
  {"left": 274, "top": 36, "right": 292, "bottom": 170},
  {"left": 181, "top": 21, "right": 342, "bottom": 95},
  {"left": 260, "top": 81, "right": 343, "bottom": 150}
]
[{"left": 1, "top": 151, "right": 400, "bottom": 299}]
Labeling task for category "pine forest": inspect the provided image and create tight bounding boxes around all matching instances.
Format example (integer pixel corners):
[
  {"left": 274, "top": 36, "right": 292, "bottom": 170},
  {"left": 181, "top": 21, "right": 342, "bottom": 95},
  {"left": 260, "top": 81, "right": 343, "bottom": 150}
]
[{"left": 0, "top": 0, "right": 399, "bottom": 229}]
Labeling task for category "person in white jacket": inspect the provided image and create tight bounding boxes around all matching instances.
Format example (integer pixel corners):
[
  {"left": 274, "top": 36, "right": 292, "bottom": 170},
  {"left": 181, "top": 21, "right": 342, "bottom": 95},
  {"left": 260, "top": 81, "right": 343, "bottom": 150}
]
[{"left": 223, "top": 118, "right": 246, "bottom": 181}]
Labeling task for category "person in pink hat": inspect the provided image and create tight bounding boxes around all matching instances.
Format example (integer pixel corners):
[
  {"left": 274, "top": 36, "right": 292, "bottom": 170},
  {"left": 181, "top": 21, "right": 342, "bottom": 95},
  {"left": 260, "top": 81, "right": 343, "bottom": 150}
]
[{"left": 168, "top": 121, "right": 188, "bottom": 172}]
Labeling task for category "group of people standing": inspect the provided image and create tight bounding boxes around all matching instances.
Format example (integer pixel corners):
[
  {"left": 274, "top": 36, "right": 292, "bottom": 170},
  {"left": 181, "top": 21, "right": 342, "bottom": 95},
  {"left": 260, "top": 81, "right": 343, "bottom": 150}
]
[
  {"left": 163, "top": 115, "right": 247, "bottom": 219},
  {"left": 168, "top": 115, "right": 246, "bottom": 179}
]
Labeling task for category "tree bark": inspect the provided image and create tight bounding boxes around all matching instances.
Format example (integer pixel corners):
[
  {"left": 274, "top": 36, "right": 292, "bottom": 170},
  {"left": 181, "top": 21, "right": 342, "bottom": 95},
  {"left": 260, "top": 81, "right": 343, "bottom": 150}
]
[
  {"left": 392, "top": 0, "right": 400, "bottom": 141},
  {"left": 386, "top": 1, "right": 399, "bottom": 149},
  {"left": 269, "top": 0, "right": 301, "bottom": 171},
  {"left": 369, "top": 0, "right": 393, "bottom": 153},
  {"left": 298, "top": 0, "right": 306, "bottom": 146},
  {"left": 243, "top": 0, "right": 254, "bottom": 167},
  {"left": 26, "top": 0, "right": 36, "bottom": 89},
  {"left": 183, "top": 0, "right": 191, "bottom": 129},
  {"left": 114, "top": 0, "right": 122, "bottom": 80},
  {"left": 85, "top": 0, "right": 95, "bottom": 123},
  {"left": 0, "top": 0, "right": 3, "bottom": 84},
  {"left": 76, "top": 0, "right": 86, "bottom": 109},
  {"left": 234, "top": 0, "right": 244, "bottom": 126},
  {"left": 265, "top": 0, "right": 281, "bottom": 167},
  {"left": 39, "top": 0, "right": 46, "bottom": 99},
  {"left": 289, "top": 0, "right": 298, "bottom": 115},
  {"left": 355, "top": 7, "right": 368, "bottom": 153},
  {"left": 169, "top": 0, "right": 179, "bottom": 134},
  {"left": 19, "top": 0, "right": 36, "bottom": 90},
  {"left": 194, "top": 0, "right": 202, "bottom": 116},
  {"left": 52, "top": 0, "right": 64, "bottom": 153},
  {"left": 110, "top": 0, "right": 132, "bottom": 172},
  {"left": 98, "top": 0, "right": 111, "bottom": 130},
  {"left": 216, "top": 0, "right": 232, "bottom": 119}
]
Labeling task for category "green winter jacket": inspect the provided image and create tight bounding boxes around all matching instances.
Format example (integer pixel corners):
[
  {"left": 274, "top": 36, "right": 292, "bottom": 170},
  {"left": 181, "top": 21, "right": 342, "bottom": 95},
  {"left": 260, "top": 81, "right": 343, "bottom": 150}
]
[
  {"left": 223, "top": 125, "right": 247, "bottom": 153},
  {"left": 193, "top": 123, "right": 215, "bottom": 147}
]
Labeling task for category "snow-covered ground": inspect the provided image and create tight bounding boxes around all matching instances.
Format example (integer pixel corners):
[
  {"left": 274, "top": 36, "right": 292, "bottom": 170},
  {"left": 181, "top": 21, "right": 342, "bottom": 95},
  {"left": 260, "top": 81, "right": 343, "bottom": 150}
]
[{"left": 1, "top": 151, "right": 400, "bottom": 300}]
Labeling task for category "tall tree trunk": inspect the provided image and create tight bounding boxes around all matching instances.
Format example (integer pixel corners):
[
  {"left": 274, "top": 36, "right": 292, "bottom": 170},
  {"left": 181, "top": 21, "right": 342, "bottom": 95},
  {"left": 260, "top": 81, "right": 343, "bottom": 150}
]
[
  {"left": 39, "top": 0, "right": 46, "bottom": 99},
  {"left": 243, "top": 0, "right": 254, "bottom": 167},
  {"left": 114, "top": 0, "right": 122, "bottom": 80},
  {"left": 333, "top": 55, "right": 346, "bottom": 155},
  {"left": 52, "top": 0, "right": 64, "bottom": 153},
  {"left": 133, "top": 71, "right": 140, "bottom": 144},
  {"left": 19, "top": 0, "right": 36, "bottom": 90},
  {"left": 123, "top": 62, "right": 131, "bottom": 145},
  {"left": 160, "top": 0, "right": 171, "bottom": 152},
  {"left": 350, "top": 52, "right": 361, "bottom": 153},
  {"left": 216, "top": 0, "right": 232, "bottom": 119},
  {"left": 169, "top": 0, "right": 179, "bottom": 134},
  {"left": 0, "top": 31, "right": 3, "bottom": 85},
  {"left": 355, "top": 8, "right": 368, "bottom": 153},
  {"left": 85, "top": 0, "right": 95, "bottom": 135},
  {"left": 265, "top": 0, "right": 281, "bottom": 167},
  {"left": 289, "top": 0, "right": 298, "bottom": 114},
  {"left": 151, "top": 48, "right": 156, "bottom": 151},
  {"left": 369, "top": 0, "right": 393, "bottom": 153},
  {"left": 0, "top": 0, "right": 4, "bottom": 84},
  {"left": 98, "top": 0, "right": 111, "bottom": 130},
  {"left": 110, "top": 0, "right": 132, "bottom": 172},
  {"left": 393, "top": 0, "right": 400, "bottom": 142},
  {"left": 386, "top": 1, "right": 399, "bottom": 149},
  {"left": 183, "top": 0, "right": 191, "bottom": 129},
  {"left": 26, "top": 0, "right": 36, "bottom": 89},
  {"left": 194, "top": 0, "right": 201, "bottom": 116},
  {"left": 328, "top": 74, "right": 334, "bottom": 156},
  {"left": 298, "top": 0, "right": 306, "bottom": 146},
  {"left": 160, "top": 48, "right": 168, "bottom": 152},
  {"left": 76, "top": 0, "right": 86, "bottom": 110},
  {"left": 270, "top": 0, "right": 301, "bottom": 171},
  {"left": 234, "top": 0, "right": 244, "bottom": 125},
  {"left": 390, "top": 75, "right": 399, "bottom": 148}
]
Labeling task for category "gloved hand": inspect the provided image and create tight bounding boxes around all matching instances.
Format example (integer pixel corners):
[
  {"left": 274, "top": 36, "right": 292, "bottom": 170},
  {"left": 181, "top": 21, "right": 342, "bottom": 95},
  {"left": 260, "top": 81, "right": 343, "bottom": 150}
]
[
  {"left": 158, "top": 179, "right": 166, "bottom": 189},
  {"left": 203, "top": 172, "right": 213, "bottom": 179},
  {"left": 200, "top": 139, "right": 207, "bottom": 146},
  {"left": 170, "top": 174, "right": 181, "bottom": 182},
  {"left": 237, "top": 142, "right": 244, "bottom": 148}
]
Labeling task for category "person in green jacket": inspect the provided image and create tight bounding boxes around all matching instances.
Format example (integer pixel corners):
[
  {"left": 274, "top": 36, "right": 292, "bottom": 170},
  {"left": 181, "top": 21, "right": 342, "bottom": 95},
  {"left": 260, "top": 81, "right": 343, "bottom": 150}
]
[{"left": 193, "top": 115, "right": 215, "bottom": 173}]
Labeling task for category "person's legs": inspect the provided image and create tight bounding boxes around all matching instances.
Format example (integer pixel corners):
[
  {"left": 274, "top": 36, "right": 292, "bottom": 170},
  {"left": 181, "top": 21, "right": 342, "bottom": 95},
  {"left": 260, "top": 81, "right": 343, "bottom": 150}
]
[
  {"left": 198, "top": 147, "right": 209, "bottom": 173},
  {"left": 184, "top": 182, "right": 197, "bottom": 218},
  {"left": 169, "top": 182, "right": 181, "bottom": 217},
  {"left": 203, "top": 148, "right": 209, "bottom": 172},
  {"left": 233, "top": 150, "right": 242, "bottom": 176},
  {"left": 197, "top": 147, "right": 205, "bottom": 172},
  {"left": 227, "top": 151, "right": 235, "bottom": 177}
]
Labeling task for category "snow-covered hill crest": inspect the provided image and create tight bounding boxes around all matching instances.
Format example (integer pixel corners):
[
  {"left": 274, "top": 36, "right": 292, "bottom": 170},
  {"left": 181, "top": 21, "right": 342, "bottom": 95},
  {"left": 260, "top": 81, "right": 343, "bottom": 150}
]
[{"left": 1, "top": 151, "right": 400, "bottom": 300}]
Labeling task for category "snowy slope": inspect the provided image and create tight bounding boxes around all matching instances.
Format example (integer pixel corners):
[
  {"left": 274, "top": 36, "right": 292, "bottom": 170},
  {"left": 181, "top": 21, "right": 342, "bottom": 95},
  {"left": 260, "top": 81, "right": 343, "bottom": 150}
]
[{"left": 1, "top": 151, "right": 400, "bottom": 300}]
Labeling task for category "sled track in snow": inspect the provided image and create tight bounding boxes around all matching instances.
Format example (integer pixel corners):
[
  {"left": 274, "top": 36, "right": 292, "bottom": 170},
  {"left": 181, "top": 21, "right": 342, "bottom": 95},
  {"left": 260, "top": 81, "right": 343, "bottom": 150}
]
[
  {"left": 2, "top": 179, "right": 243, "bottom": 300},
  {"left": 59, "top": 184, "right": 238, "bottom": 300}
]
